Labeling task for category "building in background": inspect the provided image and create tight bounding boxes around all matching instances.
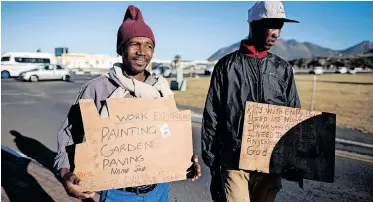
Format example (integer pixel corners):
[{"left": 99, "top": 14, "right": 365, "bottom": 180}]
[
  {"left": 56, "top": 53, "right": 121, "bottom": 69},
  {"left": 2, "top": 47, "right": 217, "bottom": 73},
  {"left": 55, "top": 47, "right": 69, "bottom": 57}
]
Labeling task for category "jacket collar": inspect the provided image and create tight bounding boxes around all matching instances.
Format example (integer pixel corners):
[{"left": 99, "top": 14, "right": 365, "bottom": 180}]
[{"left": 239, "top": 40, "right": 268, "bottom": 58}]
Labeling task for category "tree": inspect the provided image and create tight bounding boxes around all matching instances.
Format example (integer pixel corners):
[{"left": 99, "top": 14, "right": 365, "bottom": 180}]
[
  {"left": 297, "top": 58, "right": 305, "bottom": 68},
  {"left": 36, "top": 49, "right": 42, "bottom": 52}
]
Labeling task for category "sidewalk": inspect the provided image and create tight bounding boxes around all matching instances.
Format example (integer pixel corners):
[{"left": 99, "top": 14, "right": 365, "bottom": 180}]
[{"left": 1, "top": 148, "right": 100, "bottom": 202}]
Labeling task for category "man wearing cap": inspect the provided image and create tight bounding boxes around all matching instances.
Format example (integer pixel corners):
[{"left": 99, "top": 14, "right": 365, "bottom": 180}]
[
  {"left": 202, "top": 1, "right": 301, "bottom": 202},
  {"left": 54, "top": 5, "right": 201, "bottom": 202}
]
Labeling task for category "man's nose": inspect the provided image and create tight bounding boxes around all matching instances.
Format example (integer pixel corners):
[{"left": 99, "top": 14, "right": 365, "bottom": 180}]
[
  {"left": 136, "top": 45, "right": 146, "bottom": 56},
  {"left": 272, "top": 29, "right": 281, "bottom": 38}
]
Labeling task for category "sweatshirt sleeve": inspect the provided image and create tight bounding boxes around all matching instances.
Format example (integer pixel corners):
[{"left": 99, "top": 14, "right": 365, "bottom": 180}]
[{"left": 54, "top": 85, "right": 96, "bottom": 173}]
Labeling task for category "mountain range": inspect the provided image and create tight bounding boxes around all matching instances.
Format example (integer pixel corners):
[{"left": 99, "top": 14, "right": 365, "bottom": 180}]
[{"left": 208, "top": 39, "right": 373, "bottom": 61}]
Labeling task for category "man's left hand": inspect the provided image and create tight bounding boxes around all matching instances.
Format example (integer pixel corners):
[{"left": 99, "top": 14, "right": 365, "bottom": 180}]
[{"left": 187, "top": 154, "right": 202, "bottom": 181}]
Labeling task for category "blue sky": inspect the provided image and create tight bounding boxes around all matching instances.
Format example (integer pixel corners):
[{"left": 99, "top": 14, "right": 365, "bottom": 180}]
[{"left": 2, "top": 1, "right": 373, "bottom": 60}]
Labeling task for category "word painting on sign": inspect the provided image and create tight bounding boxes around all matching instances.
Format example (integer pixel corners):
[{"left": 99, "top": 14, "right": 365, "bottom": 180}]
[
  {"left": 73, "top": 98, "right": 193, "bottom": 192},
  {"left": 239, "top": 102, "right": 336, "bottom": 183}
]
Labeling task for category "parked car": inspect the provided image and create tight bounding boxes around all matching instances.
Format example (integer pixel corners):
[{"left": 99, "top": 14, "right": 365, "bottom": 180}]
[
  {"left": 335, "top": 67, "right": 348, "bottom": 74},
  {"left": 151, "top": 65, "right": 172, "bottom": 78},
  {"left": 309, "top": 66, "right": 323, "bottom": 75},
  {"left": 18, "top": 64, "right": 71, "bottom": 82},
  {"left": 348, "top": 67, "right": 361, "bottom": 74}
]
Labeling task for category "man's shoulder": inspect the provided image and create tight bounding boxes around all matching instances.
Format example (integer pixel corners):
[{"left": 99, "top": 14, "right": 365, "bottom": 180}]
[
  {"left": 267, "top": 52, "right": 291, "bottom": 70},
  {"left": 81, "top": 75, "right": 108, "bottom": 88},
  {"left": 214, "top": 51, "right": 242, "bottom": 69},
  {"left": 81, "top": 75, "right": 116, "bottom": 93},
  {"left": 218, "top": 50, "right": 241, "bottom": 63}
]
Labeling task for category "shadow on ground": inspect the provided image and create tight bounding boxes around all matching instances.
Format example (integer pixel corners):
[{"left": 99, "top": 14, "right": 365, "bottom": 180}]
[
  {"left": 1, "top": 149, "right": 54, "bottom": 202},
  {"left": 3, "top": 130, "right": 96, "bottom": 202},
  {"left": 10, "top": 130, "right": 57, "bottom": 172}
]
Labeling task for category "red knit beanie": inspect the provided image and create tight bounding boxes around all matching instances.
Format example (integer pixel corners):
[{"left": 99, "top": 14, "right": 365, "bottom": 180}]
[{"left": 116, "top": 5, "right": 155, "bottom": 56}]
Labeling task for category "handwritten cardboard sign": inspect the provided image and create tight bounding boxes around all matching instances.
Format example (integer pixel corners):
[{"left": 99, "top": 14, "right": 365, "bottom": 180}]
[
  {"left": 239, "top": 102, "right": 336, "bottom": 183},
  {"left": 73, "top": 97, "right": 193, "bottom": 192}
]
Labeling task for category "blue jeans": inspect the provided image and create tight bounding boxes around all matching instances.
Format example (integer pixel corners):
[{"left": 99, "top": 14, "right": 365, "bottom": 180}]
[{"left": 99, "top": 183, "right": 170, "bottom": 202}]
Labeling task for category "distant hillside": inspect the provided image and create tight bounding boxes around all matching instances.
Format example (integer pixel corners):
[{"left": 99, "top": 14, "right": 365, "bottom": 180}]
[
  {"left": 342, "top": 41, "right": 373, "bottom": 54},
  {"left": 208, "top": 39, "right": 373, "bottom": 61},
  {"left": 208, "top": 42, "right": 241, "bottom": 62}
]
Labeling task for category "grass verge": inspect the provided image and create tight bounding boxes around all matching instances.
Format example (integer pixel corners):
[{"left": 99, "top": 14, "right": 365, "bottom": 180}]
[{"left": 171, "top": 74, "right": 373, "bottom": 134}]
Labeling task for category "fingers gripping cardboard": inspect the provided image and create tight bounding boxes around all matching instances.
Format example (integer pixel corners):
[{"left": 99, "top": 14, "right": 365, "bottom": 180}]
[{"left": 74, "top": 97, "right": 193, "bottom": 192}]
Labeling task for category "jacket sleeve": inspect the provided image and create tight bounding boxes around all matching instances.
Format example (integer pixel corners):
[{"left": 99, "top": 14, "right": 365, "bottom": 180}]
[
  {"left": 286, "top": 67, "right": 301, "bottom": 108},
  {"left": 201, "top": 61, "right": 223, "bottom": 168},
  {"left": 54, "top": 85, "right": 96, "bottom": 174}
]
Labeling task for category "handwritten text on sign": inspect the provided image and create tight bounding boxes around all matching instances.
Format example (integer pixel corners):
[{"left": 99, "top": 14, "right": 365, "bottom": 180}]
[
  {"left": 239, "top": 102, "right": 321, "bottom": 173},
  {"left": 73, "top": 98, "right": 193, "bottom": 192}
]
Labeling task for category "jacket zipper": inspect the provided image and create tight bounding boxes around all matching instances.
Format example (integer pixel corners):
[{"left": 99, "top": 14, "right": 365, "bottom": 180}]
[{"left": 256, "top": 52, "right": 262, "bottom": 103}]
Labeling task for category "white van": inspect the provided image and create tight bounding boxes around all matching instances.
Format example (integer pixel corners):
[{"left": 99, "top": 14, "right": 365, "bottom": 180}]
[{"left": 1, "top": 52, "right": 57, "bottom": 78}]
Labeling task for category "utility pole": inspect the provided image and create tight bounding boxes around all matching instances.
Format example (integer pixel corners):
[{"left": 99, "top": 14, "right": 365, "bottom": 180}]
[{"left": 311, "top": 75, "right": 316, "bottom": 111}]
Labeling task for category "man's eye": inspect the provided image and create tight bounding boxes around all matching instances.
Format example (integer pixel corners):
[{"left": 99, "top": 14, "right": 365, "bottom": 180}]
[{"left": 147, "top": 45, "right": 154, "bottom": 50}]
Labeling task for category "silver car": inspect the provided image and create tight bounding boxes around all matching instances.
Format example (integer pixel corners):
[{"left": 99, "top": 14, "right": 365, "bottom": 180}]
[
  {"left": 309, "top": 66, "right": 324, "bottom": 75},
  {"left": 18, "top": 64, "right": 71, "bottom": 82},
  {"left": 151, "top": 65, "right": 172, "bottom": 78},
  {"left": 335, "top": 67, "right": 348, "bottom": 74}
]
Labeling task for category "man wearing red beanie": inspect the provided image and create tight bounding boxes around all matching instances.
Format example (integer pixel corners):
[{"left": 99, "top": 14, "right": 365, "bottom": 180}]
[{"left": 54, "top": 5, "right": 201, "bottom": 202}]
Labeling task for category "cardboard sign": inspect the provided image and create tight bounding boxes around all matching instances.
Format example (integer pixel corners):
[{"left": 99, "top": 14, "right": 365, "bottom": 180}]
[
  {"left": 73, "top": 97, "right": 193, "bottom": 192},
  {"left": 239, "top": 102, "right": 336, "bottom": 183}
]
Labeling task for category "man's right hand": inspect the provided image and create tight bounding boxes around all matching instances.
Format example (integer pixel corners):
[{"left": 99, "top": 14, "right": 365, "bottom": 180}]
[{"left": 62, "top": 172, "right": 95, "bottom": 200}]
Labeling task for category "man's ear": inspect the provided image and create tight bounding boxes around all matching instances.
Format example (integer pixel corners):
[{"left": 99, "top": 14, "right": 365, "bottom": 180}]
[
  {"left": 122, "top": 43, "right": 127, "bottom": 55},
  {"left": 249, "top": 23, "right": 253, "bottom": 39}
]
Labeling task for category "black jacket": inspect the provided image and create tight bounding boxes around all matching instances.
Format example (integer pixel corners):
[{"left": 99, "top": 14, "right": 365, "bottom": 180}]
[{"left": 201, "top": 44, "right": 301, "bottom": 170}]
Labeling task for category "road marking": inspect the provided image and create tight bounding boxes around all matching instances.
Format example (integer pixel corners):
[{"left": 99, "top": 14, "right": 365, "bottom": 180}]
[
  {"left": 1, "top": 101, "right": 38, "bottom": 105},
  {"left": 336, "top": 150, "right": 373, "bottom": 163},
  {"left": 336, "top": 138, "right": 373, "bottom": 149},
  {"left": 1, "top": 90, "right": 79, "bottom": 97},
  {"left": 1, "top": 99, "right": 74, "bottom": 105},
  {"left": 1, "top": 92, "right": 43, "bottom": 96}
]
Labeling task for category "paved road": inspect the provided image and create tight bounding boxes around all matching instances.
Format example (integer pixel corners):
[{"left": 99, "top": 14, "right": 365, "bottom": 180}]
[{"left": 1, "top": 77, "right": 373, "bottom": 202}]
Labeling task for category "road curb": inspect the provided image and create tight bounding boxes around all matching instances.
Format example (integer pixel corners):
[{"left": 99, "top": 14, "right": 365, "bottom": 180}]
[
  {"left": 1, "top": 145, "right": 44, "bottom": 168},
  {"left": 190, "top": 114, "right": 373, "bottom": 157},
  {"left": 1, "top": 145, "right": 28, "bottom": 158}
]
